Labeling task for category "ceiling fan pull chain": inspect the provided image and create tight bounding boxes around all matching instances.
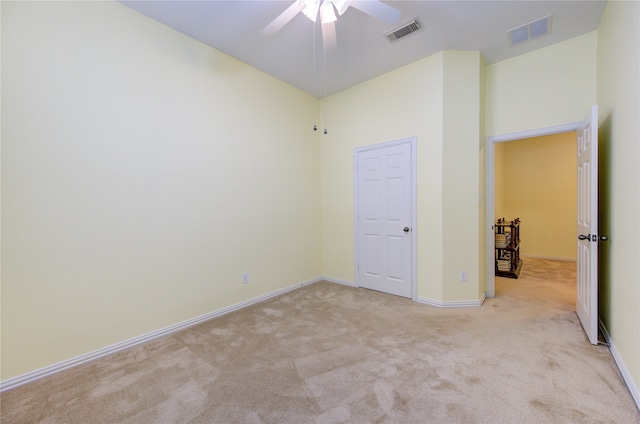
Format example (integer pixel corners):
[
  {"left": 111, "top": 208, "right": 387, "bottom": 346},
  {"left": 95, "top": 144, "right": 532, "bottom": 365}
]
[
  {"left": 313, "top": 18, "right": 318, "bottom": 132},
  {"left": 323, "top": 27, "right": 328, "bottom": 135}
]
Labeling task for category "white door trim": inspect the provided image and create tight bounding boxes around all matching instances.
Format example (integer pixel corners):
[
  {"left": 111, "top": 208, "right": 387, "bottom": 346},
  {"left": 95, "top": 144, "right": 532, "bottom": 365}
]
[
  {"left": 485, "top": 122, "right": 582, "bottom": 298},
  {"left": 354, "top": 137, "right": 417, "bottom": 300}
]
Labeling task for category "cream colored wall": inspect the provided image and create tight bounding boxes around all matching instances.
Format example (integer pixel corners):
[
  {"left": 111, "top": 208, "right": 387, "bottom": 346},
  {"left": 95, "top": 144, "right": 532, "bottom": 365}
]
[
  {"left": 442, "top": 52, "right": 483, "bottom": 301},
  {"left": 1, "top": 1, "right": 321, "bottom": 380},
  {"left": 495, "top": 133, "right": 577, "bottom": 260},
  {"left": 486, "top": 31, "right": 598, "bottom": 136},
  {"left": 596, "top": 0, "right": 640, "bottom": 400},
  {"left": 494, "top": 143, "right": 505, "bottom": 217},
  {"left": 321, "top": 52, "right": 445, "bottom": 300},
  {"left": 321, "top": 51, "right": 483, "bottom": 303},
  {"left": 478, "top": 60, "right": 487, "bottom": 297}
]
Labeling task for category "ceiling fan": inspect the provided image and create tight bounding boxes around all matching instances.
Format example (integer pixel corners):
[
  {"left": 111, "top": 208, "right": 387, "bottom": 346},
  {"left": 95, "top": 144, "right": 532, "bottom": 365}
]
[{"left": 261, "top": 0, "right": 401, "bottom": 49}]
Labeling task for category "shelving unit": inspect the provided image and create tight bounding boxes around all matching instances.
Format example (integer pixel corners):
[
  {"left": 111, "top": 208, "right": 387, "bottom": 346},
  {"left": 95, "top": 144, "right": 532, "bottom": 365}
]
[{"left": 495, "top": 218, "right": 523, "bottom": 278}]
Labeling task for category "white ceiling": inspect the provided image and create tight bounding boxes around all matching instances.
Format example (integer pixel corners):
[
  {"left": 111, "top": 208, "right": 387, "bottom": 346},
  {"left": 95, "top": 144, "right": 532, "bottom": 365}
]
[{"left": 120, "top": 1, "right": 606, "bottom": 97}]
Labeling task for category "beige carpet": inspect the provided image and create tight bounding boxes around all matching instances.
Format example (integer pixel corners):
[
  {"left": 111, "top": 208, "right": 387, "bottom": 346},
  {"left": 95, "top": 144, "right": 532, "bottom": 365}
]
[{"left": 2, "top": 258, "right": 639, "bottom": 423}]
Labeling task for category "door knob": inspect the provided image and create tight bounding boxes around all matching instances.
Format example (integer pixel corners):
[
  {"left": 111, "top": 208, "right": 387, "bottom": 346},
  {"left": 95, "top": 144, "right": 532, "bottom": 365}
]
[
  {"left": 579, "top": 234, "right": 608, "bottom": 242},
  {"left": 403, "top": 227, "right": 410, "bottom": 233}
]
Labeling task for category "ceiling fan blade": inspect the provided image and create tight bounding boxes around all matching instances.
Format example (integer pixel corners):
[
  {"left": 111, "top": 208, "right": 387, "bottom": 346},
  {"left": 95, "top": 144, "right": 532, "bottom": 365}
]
[
  {"left": 260, "top": 1, "right": 305, "bottom": 37},
  {"left": 321, "top": 20, "right": 337, "bottom": 50},
  {"left": 349, "top": 0, "right": 401, "bottom": 26}
]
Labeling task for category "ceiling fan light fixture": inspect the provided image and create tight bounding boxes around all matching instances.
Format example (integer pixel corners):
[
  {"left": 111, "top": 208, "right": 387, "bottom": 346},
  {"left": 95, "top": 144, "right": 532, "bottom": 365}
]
[
  {"left": 301, "top": 0, "right": 345, "bottom": 24},
  {"left": 320, "top": 2, "right": 338, "bottom": 24},
  {"left": 262, "top": 0, "right": 400, "bottom": 39},
  {"left": 301, "top": 0, "right": 320, "bottom": 22}
]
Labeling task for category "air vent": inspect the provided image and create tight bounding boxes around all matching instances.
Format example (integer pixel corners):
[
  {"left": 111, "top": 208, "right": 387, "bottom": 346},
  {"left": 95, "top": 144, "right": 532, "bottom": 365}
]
[
  {"left": 385, "top": 18, "right": 422, "bottom": 43},
  {"left": 508, "top": 15, "right": 552, "bottom": 46}
]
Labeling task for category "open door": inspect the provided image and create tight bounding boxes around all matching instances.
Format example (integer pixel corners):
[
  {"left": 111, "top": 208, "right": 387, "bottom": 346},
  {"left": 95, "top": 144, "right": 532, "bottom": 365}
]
[{"left": 576, "top": 105, "right": 599, "bottom": 345}]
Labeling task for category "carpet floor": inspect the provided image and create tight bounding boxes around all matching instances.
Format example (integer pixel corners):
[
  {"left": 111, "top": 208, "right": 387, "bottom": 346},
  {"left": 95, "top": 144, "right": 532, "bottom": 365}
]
[{"left": 1, "top": 258, "right": 639, "bottom": 423}]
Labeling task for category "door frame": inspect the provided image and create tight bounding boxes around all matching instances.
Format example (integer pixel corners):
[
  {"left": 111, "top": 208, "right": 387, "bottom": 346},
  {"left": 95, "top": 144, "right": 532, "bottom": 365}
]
[
  {"left": 485, "top": 122, "right": 582, "bottom": 298},
  {"left": 354, "top": 137, "right": 417, "bottom": 300}
]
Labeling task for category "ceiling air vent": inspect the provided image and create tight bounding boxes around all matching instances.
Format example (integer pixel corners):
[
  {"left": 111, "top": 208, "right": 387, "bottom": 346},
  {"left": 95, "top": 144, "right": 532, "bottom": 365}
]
[
  {"left": 385, "top": 18, "right": 422, "bottom": 43},
  {"left": 508, "top": 15, "right": 552, "bottom": 46}
]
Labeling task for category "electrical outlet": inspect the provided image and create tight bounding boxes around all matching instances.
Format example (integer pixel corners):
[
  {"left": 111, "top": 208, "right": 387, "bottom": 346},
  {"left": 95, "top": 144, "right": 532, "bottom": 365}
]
[
  {"left": 459, "top": 271, "right": 467, "bottom": 282},
  {"left": 242, "top": 273, "right": 249, "bottom": 284}
]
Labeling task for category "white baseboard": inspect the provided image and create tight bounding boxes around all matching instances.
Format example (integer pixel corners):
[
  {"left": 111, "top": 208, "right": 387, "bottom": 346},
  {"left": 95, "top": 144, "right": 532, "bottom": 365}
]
[
  {"left": 598, "top": 318, "right": 640, "bottom": 411},
  {"left": 324, "top": 279, "right": 487, "bottom": 308},
  {"left": 520, "top": 254, "right": 576, "bottom": 262},
  {"left": 416, "top": 295, "right": 485, "bottom": 308},
  {"left": 321, "top": 276, "right": 356, "bottom": 287},
  {"left": 0, "top": 276, "right": 323, "bottom": 393},
  {"left": 0, "top": 277, "right": 494, "bottom": 393}
]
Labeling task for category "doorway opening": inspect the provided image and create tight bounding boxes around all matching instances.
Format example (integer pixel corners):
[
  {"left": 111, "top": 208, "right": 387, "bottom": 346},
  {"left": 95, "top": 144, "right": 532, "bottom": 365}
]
[
  {"left": 494, "top": 131, "right": 577, "bottom": 266},
  {"left": 485, "top": 106, "right": 600, "bottom": 344},
  {"left": 486, "top": 122, "right": 583, "bottom": 298}
]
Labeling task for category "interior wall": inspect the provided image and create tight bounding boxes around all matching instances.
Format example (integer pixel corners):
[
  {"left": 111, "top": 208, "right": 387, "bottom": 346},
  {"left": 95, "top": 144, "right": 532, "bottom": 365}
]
[
  {"left": 321, "top": 52, "right": 446, "bottom": 301},
  {"left": 485, "top": 31, "right": 597, "bottom": 136},
  {"left": 494, "top": 141, "right": 505, "bottom": 217},
  {"left": 494, "top": 132, "right": 577, "bottom": 261},
  {"left": 320, "top": 51, "right": 483, "bottom": 304},
  {"left": 441, "top": 51, "right": 483, "bottom": 301},
  {"left": 596, "top": 0, "right": 640, "bottom": 401},
  {"left": 1, "top": 1, "right": 322, "bottom": 380}
]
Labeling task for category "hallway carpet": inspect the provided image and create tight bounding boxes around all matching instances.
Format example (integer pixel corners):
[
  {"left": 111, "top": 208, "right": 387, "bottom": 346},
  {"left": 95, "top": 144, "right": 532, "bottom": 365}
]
[{"left": 2, "top": 258, "right": 639, "bottom": 423}]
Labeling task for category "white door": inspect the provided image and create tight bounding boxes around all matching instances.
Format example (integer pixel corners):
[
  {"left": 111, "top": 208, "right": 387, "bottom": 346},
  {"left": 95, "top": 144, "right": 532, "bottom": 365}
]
[
  {"left": 355, "top": 139, "right": 414, "bottom": 298},
  {"left": 576, "top": 105, "right": 599, "bottom": 345}
]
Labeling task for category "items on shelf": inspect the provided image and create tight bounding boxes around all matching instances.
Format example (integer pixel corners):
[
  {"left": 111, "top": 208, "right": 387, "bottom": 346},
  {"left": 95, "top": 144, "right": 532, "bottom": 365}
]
[
  {"left": 495, "top": 217, "right": 523, "bottom": 278},
  {"left": 495, "top": 232, "right": 511, "bottom": 248}
]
